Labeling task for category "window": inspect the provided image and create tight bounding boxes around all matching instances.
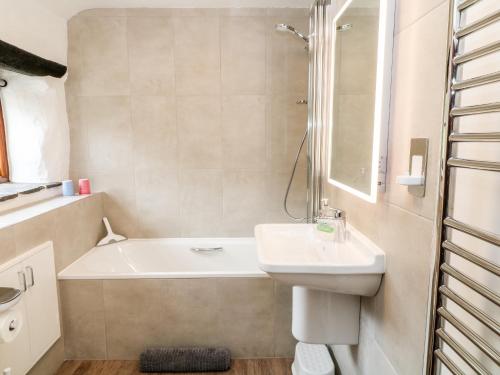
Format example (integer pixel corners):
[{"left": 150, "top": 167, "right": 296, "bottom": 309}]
[{"left": 0, "top": 99, "right": 9, "bottom": 183}]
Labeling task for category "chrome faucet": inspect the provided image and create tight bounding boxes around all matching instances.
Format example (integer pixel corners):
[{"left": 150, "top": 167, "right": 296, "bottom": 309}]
[
  {"left": 315, "top": 199, "right": 346, "bottom": 224},
  {"left": 315, "top": 199, "right": 347, "bottom": 242}
]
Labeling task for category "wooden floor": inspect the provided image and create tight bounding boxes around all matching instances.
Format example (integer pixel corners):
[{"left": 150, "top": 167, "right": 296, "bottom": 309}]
[{"left": 57, "top": 359, "right": 293, "bottom": 375}]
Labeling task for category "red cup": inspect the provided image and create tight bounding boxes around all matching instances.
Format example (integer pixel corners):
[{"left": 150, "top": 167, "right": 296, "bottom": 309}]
[{"left": 78, "top": 178, "right": 91, "bottom": 195}]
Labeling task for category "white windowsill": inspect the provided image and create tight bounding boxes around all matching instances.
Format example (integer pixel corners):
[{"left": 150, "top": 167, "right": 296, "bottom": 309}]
[{"left": 0, "top": 184, "right": 62, "bottom": 214}]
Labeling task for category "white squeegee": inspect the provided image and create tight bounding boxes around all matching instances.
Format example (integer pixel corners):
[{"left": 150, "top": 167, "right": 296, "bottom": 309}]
[{"left": 97, "top": 217, "right": 127, "bottom": 247}]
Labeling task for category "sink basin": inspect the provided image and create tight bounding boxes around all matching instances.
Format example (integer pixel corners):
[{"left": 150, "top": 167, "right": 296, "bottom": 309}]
[
  {"left": 255, "top": 223, "right": 386, "bottom": 344},
  {"left": 255, "top": 223, "right": 385, "bottom": 297}
]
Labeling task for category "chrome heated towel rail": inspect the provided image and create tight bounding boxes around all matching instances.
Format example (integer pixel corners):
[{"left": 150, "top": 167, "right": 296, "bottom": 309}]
[{"left": 426, "top": 0, "right": 500, "bottom": 374}]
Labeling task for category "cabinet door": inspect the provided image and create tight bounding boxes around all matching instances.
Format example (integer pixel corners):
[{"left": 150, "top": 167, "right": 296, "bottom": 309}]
[
  {"left": 0, "top": 264, "right": 31, "bottom": 375},
  {"left": 23, "top": 243, "right": 61, "bottom": 364}
]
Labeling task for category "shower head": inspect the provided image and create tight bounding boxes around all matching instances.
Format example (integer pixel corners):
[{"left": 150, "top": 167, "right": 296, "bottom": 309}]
[{"left": 275, "top": 24, "right": 309, "bottom": 44}]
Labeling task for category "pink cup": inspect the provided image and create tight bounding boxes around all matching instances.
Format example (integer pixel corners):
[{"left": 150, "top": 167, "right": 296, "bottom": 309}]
[{"left": 78, "top": 178, "right": 91, "bottom": 195}]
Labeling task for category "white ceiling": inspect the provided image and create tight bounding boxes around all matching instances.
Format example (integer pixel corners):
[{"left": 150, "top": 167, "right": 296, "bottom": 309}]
[{"left": 39, "top": 0, "right": 312, "bottom": 19}]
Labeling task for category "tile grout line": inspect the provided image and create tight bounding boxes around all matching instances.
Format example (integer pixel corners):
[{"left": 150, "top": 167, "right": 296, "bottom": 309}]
[{"left": 395, "top": 0, "right": 448, "bottom": 36}]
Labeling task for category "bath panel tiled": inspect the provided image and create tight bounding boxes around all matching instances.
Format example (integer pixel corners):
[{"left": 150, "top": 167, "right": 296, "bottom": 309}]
[
  {"left": 103, "top": 279, "right": 168, "bottom": 359},
  {"left": 61, "top": 280, "right": 107, "bottom": 359},
  {"left": 60, "top": 278, "right": 294, "bottom": 359}
]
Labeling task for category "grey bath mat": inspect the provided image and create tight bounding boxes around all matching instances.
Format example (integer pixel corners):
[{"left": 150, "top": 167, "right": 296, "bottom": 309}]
[{"left": 139, "top": 347, "right": 231, "bottom": 373}]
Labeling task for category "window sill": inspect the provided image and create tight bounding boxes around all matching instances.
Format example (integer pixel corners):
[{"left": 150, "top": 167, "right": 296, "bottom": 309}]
[{"left": 0, "top": 182, "right": 63, "bottom": 215}]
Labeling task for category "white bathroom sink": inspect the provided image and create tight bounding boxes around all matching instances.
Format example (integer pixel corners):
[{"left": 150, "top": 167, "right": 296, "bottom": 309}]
[{"left": 255, "top": 223, "right": 385, "bottom": 296}]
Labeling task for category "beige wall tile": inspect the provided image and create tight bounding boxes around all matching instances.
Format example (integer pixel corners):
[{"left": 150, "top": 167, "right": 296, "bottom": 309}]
[
  {"left": 77, "top": 9, "right": 127, "bottom": 17},
  {"left": 179, "top": 169, "right": 223, "bottom": 236},
  {"left": 266, "top": 168, "right": 307, "bottom": 220},
  {"left": 170, "top": 9, "right": 221, "bottom": 17},
  {"left": 267, "top": 8, "right": 309, "bottom": 17},
  {"left": 61, "top": 280, "right": 106, "bottom": 359},
  {"left": 135, "top": 168, "right": 181, "bottom": 237},
  {"left": 0, "top": 226, "right": 16, "bottom": 264},
  {"left": 273, "top": 282, "right": 296, "bottom": 357},
  {"left": 177, "top": 96, "right": 222, "bottom": 169},
  {"left": 369, "top": 205, "right": 433, "bottom": 374},
  {"left": 222, "top": 95, "right": 267, "bottom": 170},
  {"left": 103, "top": 279, "right": 168, "bottom": 359},
  {"left": 66, "top": 95, "right": 89, "bottom": 173},
  {"left": 395, "top": 0, "right": 447, "bottom": 34},
  {"left": 80, "top": 193, "right": 106, "bottom": 248},
  {"left": 174, "top": 17, "right": 221, "bottom": 95},
  {"left": 67, "top": 9, "right": 310, "bottom": 237},
  {"left": 79, "top": 96, "right": 133, "bottom": 176},
  {"left": 384, "top": 3, "right": 448, "bottom": 220},
  {"left": 222, "top": 170, "right": 268, "bottom": 236},
  {"left": 220, "top": 8, "right": 268, "bottom": 16},
  {"left": 127, "top": 16, "right": 175, "bottom": 95},
  {"left": 67, "top": 16, "right": 129, "bottom": 96},
  {"left": 91, "top": 173, "right": 140, "bottom": 237},
  {"left": 53, "top": 194, "right": 104, "bottom": 271},
  {"left": 53, "top": 201, "right": 90, "bottom": 271},
  {"left": 14, "top": 212, "right": 56, "bottom": 256},
  {"left": 126, "top": 9, "right": 175, "bottom": 17},
  {"left": 221, "top": 17, "right": 267, "bottom": 94},
  {"left": 131, "top": 96, "right": 177, "bottom": 172},
  {"left": 267, "top": 95, "right": 308, "bottom": 172}
]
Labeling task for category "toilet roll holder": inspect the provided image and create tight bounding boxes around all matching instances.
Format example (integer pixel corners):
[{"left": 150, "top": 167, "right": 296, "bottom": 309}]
[{"left": 0, "top": 287, "right": 22, "bottom": 313}]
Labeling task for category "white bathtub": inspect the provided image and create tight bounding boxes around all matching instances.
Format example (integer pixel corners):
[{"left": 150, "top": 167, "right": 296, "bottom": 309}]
[{"left": 58, "top": 238, "right": 267, "bottom": 280}]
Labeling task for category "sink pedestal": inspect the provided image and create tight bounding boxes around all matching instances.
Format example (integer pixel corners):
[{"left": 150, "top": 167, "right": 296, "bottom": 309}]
[{"left": 292, "top": 287, "right": 360, "bottom": 345}]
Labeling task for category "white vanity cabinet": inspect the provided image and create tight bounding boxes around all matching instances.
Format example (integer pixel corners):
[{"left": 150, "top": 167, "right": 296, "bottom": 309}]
[{"left": 0, "top": 242, "right": 61, "bottom": 375}]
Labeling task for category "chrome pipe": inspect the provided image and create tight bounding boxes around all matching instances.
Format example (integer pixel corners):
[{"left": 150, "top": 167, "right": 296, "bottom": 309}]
[
  {"left": 442, "top": 240, "right": 500, "bottom": 276},
  {"left": 447, "top": 158, "right": 500, "bottom": 172},
  {"left": 457, "top": 0, "right": 481, "bottom": 11},
  {"left": 440, "top": 263, "right": 500, "bottom": 306},
  {"left": 454, "top": 40, "right": 500, "bottom": 64},
  {"left": 435, "top": 349, "right": 465, "bottom": 375},
  {"left": 444, "top": 217, "right": 500, "bottom": 246},
  {"left": 436, "top": 328, "right": 490, "bottom": 375},
  {"left": 449, "top": 132, "right": 500, "bottom": 142},
  {"left": 437, "top": 307, "right": 500, "bottom": 364},
  {"left": 450, "top": 102, "right": 500, "bottom": 116},
  {"left": 452, "top": 70, "right": 500, "bottom": 90},
  {"left": 439, "top": 286, "right": 500, "bottom": 334},
  {"left": 455, "top": 10, "right": 500, "bottom": 37}
]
